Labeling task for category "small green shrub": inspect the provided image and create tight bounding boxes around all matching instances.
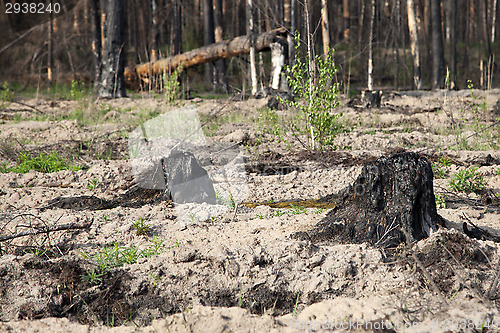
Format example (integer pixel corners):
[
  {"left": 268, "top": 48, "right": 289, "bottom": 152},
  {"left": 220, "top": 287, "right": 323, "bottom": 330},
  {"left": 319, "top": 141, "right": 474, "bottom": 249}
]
[
  {"left": 275, "top": 33, "right": 350, "bottom": 150},
  {"left": 163, "top": 66, "right": 183, "bottom": 104},
  {"left": 449, "top": 166, "right": 486, "bottom": 193},
  {"left": 69, "top": 80, "right": 89, "bottom": 100},
  {"left": 0, "top": 81, "right": 14, "bottom": 106},
  {"left": 438, "top": 155, "right": 452, "bottom": 167}
]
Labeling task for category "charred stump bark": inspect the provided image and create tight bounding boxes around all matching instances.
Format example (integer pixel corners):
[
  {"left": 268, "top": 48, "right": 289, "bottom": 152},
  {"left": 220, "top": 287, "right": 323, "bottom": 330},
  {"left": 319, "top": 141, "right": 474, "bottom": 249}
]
[{"left": 296, "top": 152, "right": 445, "bottom": 248}]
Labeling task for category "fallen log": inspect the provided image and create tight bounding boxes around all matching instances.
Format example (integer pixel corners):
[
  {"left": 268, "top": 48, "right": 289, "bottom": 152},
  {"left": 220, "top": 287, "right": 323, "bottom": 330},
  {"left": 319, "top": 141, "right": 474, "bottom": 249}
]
[{"left": 124, "top": 28, "right": 287, "bottom": 86}]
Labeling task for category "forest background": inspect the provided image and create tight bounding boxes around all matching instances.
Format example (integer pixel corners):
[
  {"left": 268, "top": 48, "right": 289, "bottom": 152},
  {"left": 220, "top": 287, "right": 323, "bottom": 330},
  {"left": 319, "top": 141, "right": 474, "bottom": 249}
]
[{"left": 0, "top": 0, "right": 498, "bottom": 97}]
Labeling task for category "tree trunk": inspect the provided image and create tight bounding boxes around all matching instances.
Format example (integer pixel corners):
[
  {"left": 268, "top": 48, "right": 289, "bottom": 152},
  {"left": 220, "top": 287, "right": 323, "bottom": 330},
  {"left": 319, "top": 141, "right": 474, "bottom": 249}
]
[
  {"left": 450, "top": 0, "right": 457, "bottom": 89},
  {"left": 48, "top": 8, "right": 53, "bottom": 84},
  {"left": 284, "top": 0, "right": 291, "bottom": 29},
  {"left": 293, "top": 152, "right": 444, "bottom": 249},
  {"left": 358, "top": 0, "right": 365, "bottom": 45},
  {"left": 97, "top": 0, "right": 126, "bottom": 98},
  {"left": 247, "top": 0, "right": 258, "bottom": 95},
  {"left": 492, "top": 0, "right": 498, "bottom": 43},
  {"left": 289, "top": 0, "right": 296, "bottom": 67},
  {"left": 321, "top": 0, "right": 331, "bottom": 56},
  {"left": 171, "top": 0, "right": 182, "bottom": 56},
  {"left": 407, "top": 0, "right": 423, "bottom": 89},
  {"left": 203, "top": 0, "right": 216, "bottom": 89},
  {"left": 431, "top": 0, "right": 445, "bottom": 89},
  {"left": 150, "top": 0, "right": 159, "bottom": 62},
  {"left": 368, "top": 0, "right": 375, "bottom": 91},
  {"left": 342, "top": 0, "right": 350, "bottom": 42},
  {"left": 481, "top": 0, "right": 492, "bottom": 57},
  {"left": 270, "top": 41, "right": 285, "bottom": 90},
  {"left": 214, "top": 0, "right": 229, "bottom": 93},
  {"left": 126, "top": 28, "right": 287, "bottom": 86},
  {"left": 90, "top": 0, "right": 101, "bottom": 88}
]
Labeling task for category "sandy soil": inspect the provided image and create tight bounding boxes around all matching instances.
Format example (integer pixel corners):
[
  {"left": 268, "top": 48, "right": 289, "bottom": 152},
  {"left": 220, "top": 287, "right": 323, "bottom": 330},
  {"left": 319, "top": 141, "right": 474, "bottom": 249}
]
[{"left": 0, "top": 89, "right": 499, "bottom": 332}]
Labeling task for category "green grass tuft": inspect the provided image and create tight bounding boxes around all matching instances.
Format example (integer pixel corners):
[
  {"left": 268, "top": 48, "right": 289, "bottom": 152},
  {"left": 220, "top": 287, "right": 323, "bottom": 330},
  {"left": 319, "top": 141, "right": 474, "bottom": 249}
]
[
  {"left": 449, "top": 166, "right": 486, "bottom": 193},
  {"left": 1, "top": 152, "right": 80, "bottom": 173}
]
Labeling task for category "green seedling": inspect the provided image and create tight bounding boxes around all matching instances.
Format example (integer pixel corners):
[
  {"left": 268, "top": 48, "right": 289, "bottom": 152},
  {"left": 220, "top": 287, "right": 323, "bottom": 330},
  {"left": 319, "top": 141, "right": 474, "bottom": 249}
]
[
  {"left": 432, "top": 163, "right": 448, "bottom": 179},
  {"left": 81, "top": 268, "right": 105, "bottom": 285},
  {"left": 142, "top": 237, "right": 165, "bottom": 257},
  {"left": 87, "top": 179, "right": 99, "bottom": 190},
  {"left": 449, "top": 166, "right": 486, "bottom": 193},
  {"left": 188, "top": 213, "right": 198, "bottom": 223},
  {"left": 25, "top": 246, "right": 47, "bottom": 257},
  {"left": 292, "top": 292, "right": 300, "bottom": 317},
  {"left": 149, "top": 273, "right": 162, "bottom": 285},
  {"left": 438, "top": 155, "right": 452, "bottom": 167},
  {"left": 314, "top": 208, "right": 326, "bottom": 214},
  {"left": 132, "top": 217, "right": 149, "bottom": 236},
  {"left": 79, "top": 250, "right": 90, "bottom": 260},
  {"left": 217, "top": 192, "right": 236, "bottom": 208},
  {"left": 435, "top": 193, "right": 446, "bottom": 209},
  {"left": 272, "top": 209, "right": 286, "bottom": 217},
  {"left": 289, "top": 204, "right": 307, "bottom": 215}
]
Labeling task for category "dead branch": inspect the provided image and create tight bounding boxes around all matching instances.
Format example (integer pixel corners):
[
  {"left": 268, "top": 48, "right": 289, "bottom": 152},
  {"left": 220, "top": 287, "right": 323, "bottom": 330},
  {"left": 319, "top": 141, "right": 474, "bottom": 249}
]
[
  {"left": 401, "top": 227, "right": 447, "bottom": 304},
  {"left": 11, "top": 100, "right": 46, "bottom": 114},
  {"left": 0, "top": 219, "right": 92, "bottom": 242}
]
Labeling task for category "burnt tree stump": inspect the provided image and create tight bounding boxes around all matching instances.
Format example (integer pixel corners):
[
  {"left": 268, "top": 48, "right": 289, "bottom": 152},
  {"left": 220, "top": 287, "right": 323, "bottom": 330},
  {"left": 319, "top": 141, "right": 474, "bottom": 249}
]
[
  {"left": 296, "top": 152, "right": 445, "bottom": 248},
  {"left": 362, "top": 90, "right": 382, "bottom": 108}
]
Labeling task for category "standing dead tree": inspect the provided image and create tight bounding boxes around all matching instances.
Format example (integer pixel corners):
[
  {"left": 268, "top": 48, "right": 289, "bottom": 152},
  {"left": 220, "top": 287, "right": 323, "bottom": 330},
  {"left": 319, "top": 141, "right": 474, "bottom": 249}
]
[
  {"left": 431, "top": 0, "right": 445, "bottom": 89},
  {"left": 407, "top": 0, "right": 423, "bottom": 89},
  {"left": 96, "top": 0, "right": 127, "bottom": 98},
  {"left": 247, "top": 0, "right": 258, "bottom": 95}
]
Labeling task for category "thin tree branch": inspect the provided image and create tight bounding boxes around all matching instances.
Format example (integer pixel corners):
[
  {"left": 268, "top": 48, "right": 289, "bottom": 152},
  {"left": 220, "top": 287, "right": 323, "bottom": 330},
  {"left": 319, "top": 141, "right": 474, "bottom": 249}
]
[{"left": 0, "top": 219, "right": 92, "bottom": 242}]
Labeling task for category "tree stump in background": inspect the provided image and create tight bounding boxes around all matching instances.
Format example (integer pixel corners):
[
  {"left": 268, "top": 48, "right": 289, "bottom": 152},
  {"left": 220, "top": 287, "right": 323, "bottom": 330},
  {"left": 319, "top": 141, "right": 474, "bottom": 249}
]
[
  {"left": 296, "top": 152, "right": 445, "bottom": 249},
  {"left": 362, "top": 90, "right": 382, "bottom": 108}
]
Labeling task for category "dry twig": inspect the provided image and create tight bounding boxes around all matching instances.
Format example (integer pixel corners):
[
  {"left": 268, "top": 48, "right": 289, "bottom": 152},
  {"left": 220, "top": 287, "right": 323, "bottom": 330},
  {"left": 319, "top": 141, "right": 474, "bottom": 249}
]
[{"left": 0, "top": 219, "right": 92, "bottom": 242}]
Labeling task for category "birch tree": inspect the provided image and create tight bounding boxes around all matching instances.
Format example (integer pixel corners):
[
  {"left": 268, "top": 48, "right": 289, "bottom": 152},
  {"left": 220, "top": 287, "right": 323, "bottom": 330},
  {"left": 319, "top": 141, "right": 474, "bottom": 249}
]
[
  {"left": 407, "top": 0, "right": 422, "bottom": 89},
  {"left": 247, "top": 0, "right": 258, "bottom": 95}
]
